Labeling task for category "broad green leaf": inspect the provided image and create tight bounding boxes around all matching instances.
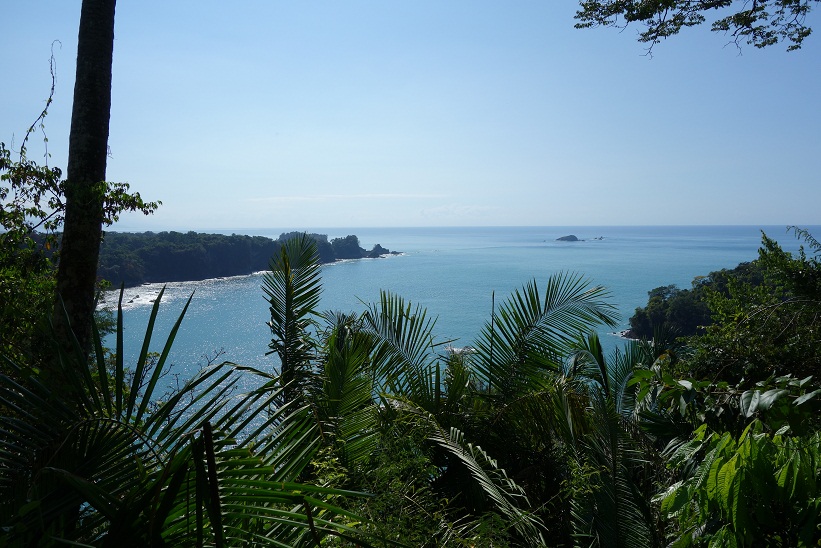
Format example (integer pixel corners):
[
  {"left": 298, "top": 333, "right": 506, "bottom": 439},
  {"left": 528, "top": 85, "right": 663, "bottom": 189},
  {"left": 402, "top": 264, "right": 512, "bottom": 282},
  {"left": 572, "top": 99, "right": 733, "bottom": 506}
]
[
  {"left": 739, "top": 390, "right": 760, "bottom": 418},
  {"left": 757, "top": 388, "right": 789, "bottom": 410},
  {"left": 660, "top": 481, "right": 689, "bottom": 515},
  {"left": 794, "top": 389, "right": 821, "bottom": 406}
]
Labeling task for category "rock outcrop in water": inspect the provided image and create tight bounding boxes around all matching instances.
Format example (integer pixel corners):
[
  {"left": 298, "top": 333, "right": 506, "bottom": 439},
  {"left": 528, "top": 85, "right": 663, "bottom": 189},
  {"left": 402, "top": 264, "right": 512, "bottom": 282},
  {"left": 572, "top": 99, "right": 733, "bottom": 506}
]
[{"left": 556, "top": 234, "right": 580, "bottom": 242}]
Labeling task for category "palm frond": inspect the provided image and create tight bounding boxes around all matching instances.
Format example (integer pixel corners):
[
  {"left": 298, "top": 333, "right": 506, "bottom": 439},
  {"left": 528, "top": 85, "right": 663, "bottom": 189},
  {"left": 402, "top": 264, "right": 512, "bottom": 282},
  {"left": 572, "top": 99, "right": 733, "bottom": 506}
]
[
  {"left": 1, "top": 286, "right": 380, "bottom": 547},
  {"left": 440, "top": 349, "right": 477, "bottom": 424},
  {"left": 362, "top": 290, "right": 440, "bottom": 407},
  {"left": 571, "top": 395, "right": 656, "bottom": 548},
  {"left": 566, "top": 332, "right": 609, "bottom": 392},
  {"left": 607, "top": 340, "right": 655, "bottom": 419},
  {"left": 426, "top": 422, "right": 546, "bottom": 545},
  {"left": 473, "top": 273, "right": 618, "bottom": 402},
  {"left": 315, "top": 321, "right": 379, "bottom": 466},
  {"left": 263, "top": 234, "right": 322, "bottom": 404}
]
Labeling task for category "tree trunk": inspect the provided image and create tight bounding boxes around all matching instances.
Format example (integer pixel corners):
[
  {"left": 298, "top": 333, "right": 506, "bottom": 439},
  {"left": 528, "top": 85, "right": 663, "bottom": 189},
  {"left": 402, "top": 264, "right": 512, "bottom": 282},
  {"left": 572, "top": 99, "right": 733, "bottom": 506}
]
[{"left": 54, "top": 0, "right": 117, "bottom": 354}]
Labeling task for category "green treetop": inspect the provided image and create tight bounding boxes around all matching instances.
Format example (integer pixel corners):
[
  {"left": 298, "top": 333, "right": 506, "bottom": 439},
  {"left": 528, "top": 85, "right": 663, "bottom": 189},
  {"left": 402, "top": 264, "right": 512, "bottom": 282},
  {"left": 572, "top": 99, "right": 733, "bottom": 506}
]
[{"left": 576, "top": 0, "right": 819, "bottom": 51}]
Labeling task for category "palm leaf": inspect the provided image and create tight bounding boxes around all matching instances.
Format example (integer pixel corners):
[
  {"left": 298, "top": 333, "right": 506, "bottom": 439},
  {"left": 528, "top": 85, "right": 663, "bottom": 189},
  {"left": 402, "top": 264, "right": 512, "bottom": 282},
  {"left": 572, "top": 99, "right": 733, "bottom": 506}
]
[
  {"left": 262, "top": 233, "right": 322, "bottom": 405},
  {"left": 1, "top": 286, "right": 380, "bottom": 547},
  {"left": 571, "top": 395, "right": 656, "bottom": 548},
  {"left": 361, "top": 291, "right": 441, "bottom": 407},
  {"left": 315, "top": 317, "right": 379, "bottom": 466},
  {"left": 473, "top": 273, "right": 617, "bottom": 402},
  {"left": 425, "top": 420, "right": 546, "bottom": 545}
]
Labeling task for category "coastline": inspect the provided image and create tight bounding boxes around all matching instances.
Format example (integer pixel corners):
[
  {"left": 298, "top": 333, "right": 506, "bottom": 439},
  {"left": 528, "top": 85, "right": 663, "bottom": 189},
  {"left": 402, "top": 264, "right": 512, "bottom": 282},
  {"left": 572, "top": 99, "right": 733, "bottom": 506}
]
[
  {"left": 102, "top": 225, "right": 815, "bottom": 375},
  {"left": 97, "top": 229, "right": 402, "bottom": 289},
  {"left": 104, "top": 250, "right": 402, "bottom": 289},
  {"left": 98, "top": 252, "right": 407, "bottom": 310}
]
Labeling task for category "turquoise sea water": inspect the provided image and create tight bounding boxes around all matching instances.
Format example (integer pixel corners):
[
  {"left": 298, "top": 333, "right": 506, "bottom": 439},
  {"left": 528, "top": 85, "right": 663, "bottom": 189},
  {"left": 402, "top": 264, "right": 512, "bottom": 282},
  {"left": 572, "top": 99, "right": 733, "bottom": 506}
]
[{"left": 106, "top": 226, "right": 818, "bottom": 393}]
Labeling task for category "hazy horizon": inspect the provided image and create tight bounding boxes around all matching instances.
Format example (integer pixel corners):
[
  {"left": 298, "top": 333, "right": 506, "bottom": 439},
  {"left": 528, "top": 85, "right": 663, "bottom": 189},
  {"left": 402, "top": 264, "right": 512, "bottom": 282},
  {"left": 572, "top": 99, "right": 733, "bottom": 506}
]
[{"left": 105, "top": 223, "right": 818, "bottom": 235}]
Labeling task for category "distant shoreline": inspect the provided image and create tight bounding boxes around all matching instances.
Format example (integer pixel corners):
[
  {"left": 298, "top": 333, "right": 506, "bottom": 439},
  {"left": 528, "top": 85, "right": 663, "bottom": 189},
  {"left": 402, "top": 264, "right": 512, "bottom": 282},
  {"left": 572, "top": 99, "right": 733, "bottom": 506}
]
[{"left": 97, "top": 231, "right": 400, "bottom": 288}]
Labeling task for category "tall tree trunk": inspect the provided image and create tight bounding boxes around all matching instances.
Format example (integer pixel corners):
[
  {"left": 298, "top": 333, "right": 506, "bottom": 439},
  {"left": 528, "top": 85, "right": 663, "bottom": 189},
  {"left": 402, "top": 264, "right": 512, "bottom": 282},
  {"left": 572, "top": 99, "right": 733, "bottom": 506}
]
[{"left": 54, "top": 0, "right": 117, "bottom": 355}]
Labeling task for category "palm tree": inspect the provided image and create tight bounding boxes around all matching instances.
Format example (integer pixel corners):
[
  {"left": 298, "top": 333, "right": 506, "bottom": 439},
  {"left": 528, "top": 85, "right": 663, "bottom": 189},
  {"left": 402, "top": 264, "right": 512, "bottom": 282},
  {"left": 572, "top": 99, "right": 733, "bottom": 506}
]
[
  {"left": 264, "top": 236, "right": 679, "bottom": 545},
  {"left": 461, "top": 282, "right": 670, "bottom": 546},
  {"left": 563, "top": 335, "right": 662, "bottom": 547},
  {"left": 1, "top": 287, "right": 375, "bottom": 546},
  {"left": 263, "top": 233, "right": 323, "bottom": 408},
  {"left": 264, "top": 236, "right": 549, "bottom": 545}
]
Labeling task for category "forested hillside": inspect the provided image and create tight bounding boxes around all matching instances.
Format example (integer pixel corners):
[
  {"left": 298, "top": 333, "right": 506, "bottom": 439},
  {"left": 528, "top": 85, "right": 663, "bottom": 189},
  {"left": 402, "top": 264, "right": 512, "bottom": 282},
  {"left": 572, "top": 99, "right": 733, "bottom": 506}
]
[
  {"left": 628, "top": 232, "right": 821, "bottom": 381},
  {"left": 97, "top": 231, "right": 397, "bottom": 286},
  {"left": 627, "top": 260, "right": 765, "bottom": 339}
]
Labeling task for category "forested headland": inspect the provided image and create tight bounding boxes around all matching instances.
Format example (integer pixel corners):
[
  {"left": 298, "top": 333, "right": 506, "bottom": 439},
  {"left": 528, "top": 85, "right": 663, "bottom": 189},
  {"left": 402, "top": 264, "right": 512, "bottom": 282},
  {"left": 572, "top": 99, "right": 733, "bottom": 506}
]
[
  {"left": 96, "top": 231, "right": 398, "bottom": 287},
  {"left": 627, "top": 231, "right": 821, "bottom": 383},
  {"left": 626, "top": 260, "right": 765, "bottom": 340}
]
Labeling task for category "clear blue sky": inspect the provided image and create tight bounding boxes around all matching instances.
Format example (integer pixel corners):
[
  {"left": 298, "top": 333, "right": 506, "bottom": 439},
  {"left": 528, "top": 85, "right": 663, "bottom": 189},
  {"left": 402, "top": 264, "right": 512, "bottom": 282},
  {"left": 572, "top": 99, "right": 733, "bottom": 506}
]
[{"left": 3, "top": 1, "right": 820, "bottom": 230}]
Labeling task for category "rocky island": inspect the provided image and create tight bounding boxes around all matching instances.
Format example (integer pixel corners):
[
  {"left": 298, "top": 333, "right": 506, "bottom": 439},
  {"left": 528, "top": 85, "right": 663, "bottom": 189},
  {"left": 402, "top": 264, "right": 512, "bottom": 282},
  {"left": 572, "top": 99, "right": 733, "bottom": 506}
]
[{"left": 556, "top": 234, "right": 580, "bottom": 242}]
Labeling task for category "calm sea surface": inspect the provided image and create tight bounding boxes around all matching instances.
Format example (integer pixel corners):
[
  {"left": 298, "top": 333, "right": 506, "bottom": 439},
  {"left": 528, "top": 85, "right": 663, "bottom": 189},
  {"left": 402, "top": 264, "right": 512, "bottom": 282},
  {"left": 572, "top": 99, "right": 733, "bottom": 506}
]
[{"left": 105, "top": 226, "right": 818, "bottom": 392}]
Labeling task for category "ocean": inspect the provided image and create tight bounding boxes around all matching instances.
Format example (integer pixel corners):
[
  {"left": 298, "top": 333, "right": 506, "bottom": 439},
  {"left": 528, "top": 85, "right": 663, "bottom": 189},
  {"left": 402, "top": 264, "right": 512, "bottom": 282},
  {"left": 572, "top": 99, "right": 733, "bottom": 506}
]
[{"left": 105, "top": 225, "right": 818, "bottom": 392}]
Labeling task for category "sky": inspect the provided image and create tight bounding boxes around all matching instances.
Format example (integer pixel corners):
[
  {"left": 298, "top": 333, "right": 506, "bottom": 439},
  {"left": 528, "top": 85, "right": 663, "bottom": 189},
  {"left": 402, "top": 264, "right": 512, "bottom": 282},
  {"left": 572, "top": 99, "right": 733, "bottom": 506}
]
[{"left": 3, "top": 1, "right": 820, "bottom": 230}]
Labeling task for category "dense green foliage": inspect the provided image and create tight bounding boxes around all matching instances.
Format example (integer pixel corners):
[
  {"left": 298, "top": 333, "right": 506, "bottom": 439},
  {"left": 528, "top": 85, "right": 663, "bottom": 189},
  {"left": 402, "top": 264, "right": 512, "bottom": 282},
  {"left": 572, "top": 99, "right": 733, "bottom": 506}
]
[
  {"left": 628, "top": 260, "right": 764, "bottom": 340},
  {"left": 0, "top": 290, "right": 379, "bottom": 545},
  {"left": 97, "top": 231, "right": 397, "bottom": 287},
  {"left": 630, "top": 230, "right": 821, "bottom": 384},
  {"left": 663, "top": 421, "right": 821, "bottom": 545},
  {"left": 690, "top": 232, "right": 821, "bottom": 383},
  {"left": 97, "top": 231, "right": 280, "bottom": 286},
  {"left": 575, "top": 0, "right": 819, "bottom": 51},
  {"left": 261, "top": 236, "right": 681, "bottom": 545},
  {"left": 4, "top": 228, "right": 821, "bottom": 545},
  {"left": 1, "top": 141, "right": 156, "bottom": 363},
  {"left": 0, "top": 142, "right": 62, "bottom": 362},
  {"left": 6, "top": 129, "right": 821, "bottom": 544}
]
